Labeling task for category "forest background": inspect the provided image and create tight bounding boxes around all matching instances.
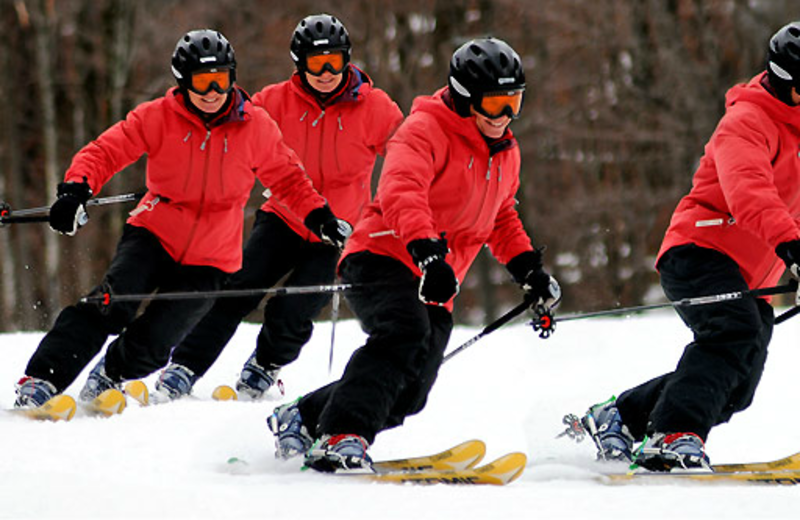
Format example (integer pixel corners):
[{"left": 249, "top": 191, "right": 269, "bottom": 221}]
[{"left": 0, "top": 0, "right": 797, "bottom": 331}]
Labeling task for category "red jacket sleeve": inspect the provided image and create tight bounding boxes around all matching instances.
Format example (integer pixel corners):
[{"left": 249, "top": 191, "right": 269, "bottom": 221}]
[
  {"left": 64, "top": 102, "right": 153, "bottom": 194},
  {"left": 714, "top": 104, "right": 800, "bottom": 248}
]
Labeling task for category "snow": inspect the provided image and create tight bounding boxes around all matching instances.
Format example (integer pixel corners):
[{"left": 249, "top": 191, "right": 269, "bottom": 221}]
[{"left": 1, "top": 309, "right": 799, "bottom": 519}]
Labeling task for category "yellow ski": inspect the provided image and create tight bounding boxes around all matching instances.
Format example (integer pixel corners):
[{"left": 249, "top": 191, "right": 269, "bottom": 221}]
[
  {"left": 359, "top": 452, "right": 527, "bottom": 486},
  {"left": 372, "top": 439, "right": 486, "bottom": 472},
  {"left": 11, "top": 394, "right": 77, "bottom": 422}
]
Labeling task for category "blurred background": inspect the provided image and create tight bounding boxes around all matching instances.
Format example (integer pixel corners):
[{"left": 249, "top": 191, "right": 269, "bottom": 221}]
[{"left": 0, "top": 0, "right": 797, "bottom": 331}]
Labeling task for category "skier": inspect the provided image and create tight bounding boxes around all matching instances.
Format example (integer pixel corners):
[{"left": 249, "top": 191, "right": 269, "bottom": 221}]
[
  {"left": 581, "top": 21, "right": 800, "bottom": 472},
  {"left": 157, "top": 14, "right": 403, "bottom": 400},
  {"left": 14, "top": 29, "right": 349, "bottom": 409},
  {"left": 267, "top": 37, "right": 561, "bottom": 471}
]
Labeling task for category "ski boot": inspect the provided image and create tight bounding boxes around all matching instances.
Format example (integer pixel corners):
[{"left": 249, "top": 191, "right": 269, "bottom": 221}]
[
  {"left": 235, "top": 351, "right": 280, "bottom": 400},
  {"left": 304, "top": 434, "right": 372, "bottom": 473},
  {"left": 79, "top": 356, "right": 121, "bottom": 402},
  {"left": 155, "top": 363, "right": 197, "bottom": 400},
  {"left": 582, "top": 396, "right": 635, "bottom": 462},
  {"left": 634, "top": 432, "right": 711, "bottom": 472},
  {"left": 267, "top": 400, "right": 313, "bottom": 459},
  {"left": 14, "top": 376, "right": 57, "bottom": 408}
]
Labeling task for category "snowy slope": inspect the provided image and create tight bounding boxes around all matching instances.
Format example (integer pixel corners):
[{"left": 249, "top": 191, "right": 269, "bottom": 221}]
[{"left": 1, "top": 309, "right": 799, "bottom": 520}]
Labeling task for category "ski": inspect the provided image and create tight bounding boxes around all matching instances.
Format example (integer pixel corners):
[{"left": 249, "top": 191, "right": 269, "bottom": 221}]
[
  {"left": 82, "top": 388, "right": 127, "bottom": 417},
  {"left": 372, "top": 439, "right": 486, "bottom": 472},
  {"left": 712, "top": 451, "right": 800, "bottom": 473},
  {"left": 352, "top": 452, "right": 527, "bottom": 486},
  {"left": 603, "top": 468, "right": 800, "bottom": 485},
  {"left": 9, "top": 394, "right": 77, "bottom": 422}
]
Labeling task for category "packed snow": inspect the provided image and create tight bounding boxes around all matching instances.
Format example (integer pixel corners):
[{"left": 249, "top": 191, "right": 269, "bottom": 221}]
[{"left": 1, "top": 305, "right": 798, "bottom": 519}]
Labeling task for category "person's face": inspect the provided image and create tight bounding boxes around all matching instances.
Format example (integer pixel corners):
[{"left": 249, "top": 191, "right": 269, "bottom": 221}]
[
  {"left": 471, "top": 106, "right": 511, "bottom": 139},
  {"left": 304, "top": 70, "right": 344, "bottom": 94},
  {"left": 187, "top": 89, "right": 229, "bottom": 114},
  {"left": 792, "top": 87, "right": 800, "bottom": 105}
]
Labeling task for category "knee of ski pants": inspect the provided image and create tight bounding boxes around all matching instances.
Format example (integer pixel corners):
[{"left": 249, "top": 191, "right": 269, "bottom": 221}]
[{"left": 78, "top": 282, "right": 140, "bottom": 335}]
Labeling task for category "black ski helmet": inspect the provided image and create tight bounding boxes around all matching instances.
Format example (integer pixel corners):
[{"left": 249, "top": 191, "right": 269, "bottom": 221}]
[
  {"left": 767, "top": 21, "right": 800, "bottom": 104},
  {"left": 172, "top": 29, "right": 236, "bottom": 91},
  {"left": 448, "top": 37, "right": 526, "bottom": 118},
  {"left": 290, "top": 14, "right": 351, "bottom": 72}
]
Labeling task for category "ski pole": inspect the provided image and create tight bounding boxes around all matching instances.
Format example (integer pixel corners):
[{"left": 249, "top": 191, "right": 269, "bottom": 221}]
[
  {"left": 442, "top": 294, "right": 536, "bottom": 364},
  {"left": 0, "top": 191, "right": 145, "bottom": 225},
  {"left": 79, "top": 281, "right": 400, "bottom": 308},
  {"left": 328, "top": 291, "right": 341, "bottom": 374},
  {"left": 529, "top": 281, "right": 798, "bottom": 330}
]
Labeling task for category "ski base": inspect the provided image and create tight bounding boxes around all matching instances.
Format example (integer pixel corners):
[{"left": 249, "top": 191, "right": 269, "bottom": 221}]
[
  {"left": 10, "top": 394, "right": 77, "bottom": 422},
  {"left": 355, "top": 452, "right": 527, "bottom": 486},
  {"left": 83, "top": 389, "right": 127, "bottom": 416}
]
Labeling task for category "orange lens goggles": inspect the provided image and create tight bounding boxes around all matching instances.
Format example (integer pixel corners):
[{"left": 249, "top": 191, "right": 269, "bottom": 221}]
[
  {"left": 190, "top": 69, "right": 232, "bottom": 94},
  {"left": 306, "top": 51, "right": 346, "bottom": 76},
  {"left": 478, "top": 90, "right": 524, "bottom": 119}
]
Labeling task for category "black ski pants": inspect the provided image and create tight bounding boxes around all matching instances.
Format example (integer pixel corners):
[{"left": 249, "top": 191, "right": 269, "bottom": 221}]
[
  {"left": 170, "top": 211, "right": 339, "bottom": 376},
  {"left": 616, "top": 244, "right": 774, "bottom": 441},
  {"left": 298, "top": 251, "right": 453, "bottom": 445},
  {"left": 25, "top": 225, "right": 226, "bottom": 392}
]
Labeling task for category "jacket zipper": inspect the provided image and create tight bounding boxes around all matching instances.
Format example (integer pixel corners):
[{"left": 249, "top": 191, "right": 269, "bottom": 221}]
[{"left": 178, "top": 129, "right": 211, "bottom": 263}]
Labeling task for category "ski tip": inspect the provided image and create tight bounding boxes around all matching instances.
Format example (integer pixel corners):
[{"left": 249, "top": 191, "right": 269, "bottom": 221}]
[
  {"left": 13, "top": 394, "right": 77, "bottom": 422},
  {"left": 476, "top": 452, "right": 528, "bottom": 485},
  {"left": 212, "top": 385, "right": 238, "bottom": 401},
  {"left": 89, "top": 388, "right": 127, "bottom": 416},
  {"left": 124, "top": 380, "right": 149, "bottom": 406}
]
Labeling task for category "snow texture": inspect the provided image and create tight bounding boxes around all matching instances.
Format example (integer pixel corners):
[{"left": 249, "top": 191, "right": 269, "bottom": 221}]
[{"left": 1, "top": 309, "right": 798, "bottom": 519}]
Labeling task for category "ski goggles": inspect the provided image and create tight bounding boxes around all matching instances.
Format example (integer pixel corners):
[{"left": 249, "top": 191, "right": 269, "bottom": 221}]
[
  {"left": 189, "top": 68, "right": 233, "bottom": 95},
  {"left": 305, "top": 51, "right": 346, "bottom": 76},
  {"left": 476, "top": 90, "right": 524, "bottom": 119}
]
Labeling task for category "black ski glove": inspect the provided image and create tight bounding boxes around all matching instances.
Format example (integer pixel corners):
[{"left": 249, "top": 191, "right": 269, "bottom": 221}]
[
  {"left": 506, "top": 250, "right": 562, "bottom": 308},
  {"left": 49, "top": 181, "right": 92, "bottom": 236},
  {"left": 407, "top": 237, "right": 459, "bottom": 305},
  {"left": 304, "top": 205, "right": 352, "bottom": 250},
  {"left": 776, "top": 239, "right": 800, "bottom": 276}
]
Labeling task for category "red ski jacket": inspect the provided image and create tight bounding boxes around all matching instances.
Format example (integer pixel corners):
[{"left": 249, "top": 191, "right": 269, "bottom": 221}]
[
  {"left": 657, "top": 72, "right": 800, "bottom": 289},
  {"left": 64, "top": 87, "right": 327, "bottom": 273},
  {"left": 252, "top": 67, "right": 403, "bottom": 241},
  {"left": 342, "top": 87, "right": 535, "bottom": 311}
]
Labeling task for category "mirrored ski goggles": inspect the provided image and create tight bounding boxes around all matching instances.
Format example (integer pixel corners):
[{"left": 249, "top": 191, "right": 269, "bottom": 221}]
[
  {"left": 477, "top": 90, "right": 524, "bottom": 119},
  {"left": 305, "top": 51, "right": 346, "bottom": 76},
  {"left": 189, "top": 68, "right": 233, "bottom": 95}
]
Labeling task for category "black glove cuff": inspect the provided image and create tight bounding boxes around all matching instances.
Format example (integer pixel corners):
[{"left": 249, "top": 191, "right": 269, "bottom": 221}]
[
  {"left": 304, "top": 205, "right": 336, "bottom": 238},
  {"left": 57, "top": 181, "right": 92, "bottom": 203},
  {"left": 407, "top": 238, "right": 449, "bottom": 268},
  {"left": 506, "top": 249, "right": 544, "bottom": 285}
]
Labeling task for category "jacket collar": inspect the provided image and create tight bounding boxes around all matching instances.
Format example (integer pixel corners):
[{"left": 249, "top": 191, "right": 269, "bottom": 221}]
[
  {"left": 289, "top": 65, "right": 372, "bottom": 108},
  {"left": 416, "top": 87, "right": 518, "bottom": 156},
  {"left": 726, "top": 72, "right": 800, "bottom": 131},
  {"left": 168, "top": 86, "right": 251, "bottom": 128}
]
